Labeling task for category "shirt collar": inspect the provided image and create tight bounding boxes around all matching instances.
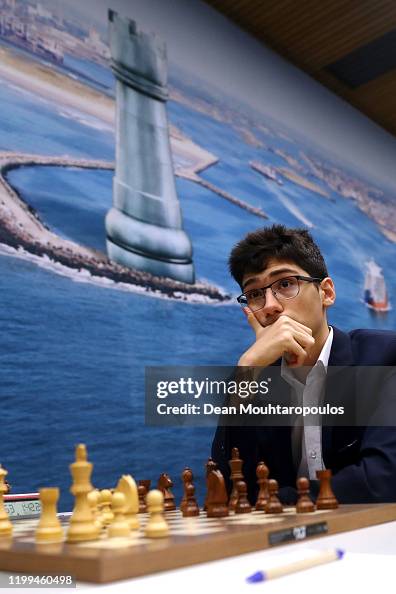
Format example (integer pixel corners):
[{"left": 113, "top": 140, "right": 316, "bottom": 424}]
[{"left": 318, "top": 326, "right": 333, "bottom": 369}]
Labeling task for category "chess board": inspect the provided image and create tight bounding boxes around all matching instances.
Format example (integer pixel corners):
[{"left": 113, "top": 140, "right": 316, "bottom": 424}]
[{"left": 1, "top": 504, "right": 396, "bottom": 583}]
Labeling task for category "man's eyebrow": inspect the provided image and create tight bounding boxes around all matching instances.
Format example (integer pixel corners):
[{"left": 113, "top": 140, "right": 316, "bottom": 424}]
[{"left": 242, "top": 268, "right": 299, "bottom": 290}]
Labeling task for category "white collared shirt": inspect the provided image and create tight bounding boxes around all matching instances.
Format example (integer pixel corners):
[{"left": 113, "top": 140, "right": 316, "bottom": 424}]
[{"left": 281, "top": 327, "right": 334, "bottom": 480}]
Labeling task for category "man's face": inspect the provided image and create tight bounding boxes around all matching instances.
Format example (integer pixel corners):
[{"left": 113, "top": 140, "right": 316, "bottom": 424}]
[{"left": 241, "top": 259, "right": 333, "bottom": 337}]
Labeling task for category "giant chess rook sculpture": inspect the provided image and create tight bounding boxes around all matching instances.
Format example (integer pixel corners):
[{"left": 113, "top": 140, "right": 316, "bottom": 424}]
[{"left": 106, "top": 11, "right": 194, "bottom": 283}]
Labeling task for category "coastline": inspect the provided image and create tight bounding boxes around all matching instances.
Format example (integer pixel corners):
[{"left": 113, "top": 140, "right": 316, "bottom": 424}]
[{"left": 0, "top": 152, "right": 229, "bottom": 303}]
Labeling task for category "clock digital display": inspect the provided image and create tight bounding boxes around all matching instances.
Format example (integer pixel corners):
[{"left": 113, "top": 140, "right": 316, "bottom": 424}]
[{"left": 5, "top": 499, "right": 41, "bottom": 519}]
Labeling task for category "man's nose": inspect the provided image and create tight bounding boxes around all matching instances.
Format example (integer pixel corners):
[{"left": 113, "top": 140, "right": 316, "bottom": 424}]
[{"left": 262, "top": 288, "right": 283, "bottom": 315}]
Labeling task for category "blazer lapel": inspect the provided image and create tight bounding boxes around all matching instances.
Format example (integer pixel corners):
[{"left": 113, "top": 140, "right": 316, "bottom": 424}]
[
  {"left": 328, "top": 327, "right": 355, "bottom": 366},
  {"left": 323, "top": 327, "right": 355, "bottom": 466}
]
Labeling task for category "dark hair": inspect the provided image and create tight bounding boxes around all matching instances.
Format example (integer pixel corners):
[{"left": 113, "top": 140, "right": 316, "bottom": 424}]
[{"left": 229, "top": 224, "right": 328, "bottom": 287}]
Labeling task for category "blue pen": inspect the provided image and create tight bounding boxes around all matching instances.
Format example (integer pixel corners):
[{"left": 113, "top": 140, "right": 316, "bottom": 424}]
[{"left": 247, "top": 548, "right": 344, "bottom": 583}]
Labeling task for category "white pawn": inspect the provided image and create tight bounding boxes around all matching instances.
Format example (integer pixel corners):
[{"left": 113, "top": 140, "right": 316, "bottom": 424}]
[
  {"left": 87, "top": 490, "right": 102, "bottom": 534},
  {"left": 144, "top": 490, "right": 169, "bottom": 539},
  {"left": 108, "top": 492, "right": 130, "bottom": 538},
  {"left": 99, "top": 489, "right": 114, "bottom": 526},
  {"left": 35, "top": 488, "right": 63, "bottom": 543}
]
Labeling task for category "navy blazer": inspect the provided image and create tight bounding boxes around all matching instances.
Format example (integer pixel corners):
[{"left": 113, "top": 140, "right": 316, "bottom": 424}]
[{"left": 211, "top": 327, "right": 396, "bottom": 504}]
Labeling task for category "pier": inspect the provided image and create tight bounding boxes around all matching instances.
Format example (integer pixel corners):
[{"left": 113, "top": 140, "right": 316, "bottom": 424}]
[{"left": 177, "top": 170, "right": 268, "bottom": 219}]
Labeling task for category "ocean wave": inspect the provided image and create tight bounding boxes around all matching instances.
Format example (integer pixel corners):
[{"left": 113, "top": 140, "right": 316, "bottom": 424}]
[{"left": 0, "top": 242, "right": 229, "bottom": 306}]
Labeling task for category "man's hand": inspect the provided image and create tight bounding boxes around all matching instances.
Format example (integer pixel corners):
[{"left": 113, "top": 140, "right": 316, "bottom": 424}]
[{"left": 238, "top": 312, "right": 315, "bottom": 367}]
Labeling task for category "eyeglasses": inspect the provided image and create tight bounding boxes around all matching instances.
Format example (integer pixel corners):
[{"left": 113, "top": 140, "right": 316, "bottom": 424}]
[{"left": 237, "top": 275, "right": 322, "bottom": 312}]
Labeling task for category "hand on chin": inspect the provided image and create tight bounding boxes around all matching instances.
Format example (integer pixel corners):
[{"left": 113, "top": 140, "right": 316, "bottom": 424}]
[{"left": 284, "top": 352, "right": 299, "bottom": 367}]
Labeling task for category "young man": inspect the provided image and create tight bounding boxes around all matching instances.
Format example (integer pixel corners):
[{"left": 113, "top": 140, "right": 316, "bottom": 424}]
[{"left": 212, "top": 224, "right": 396, "bottom": 504}]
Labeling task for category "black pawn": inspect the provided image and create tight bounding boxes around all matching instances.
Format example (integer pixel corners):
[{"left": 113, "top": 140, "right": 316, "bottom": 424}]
[
  {"left": 138, "top": 484, "right": 147, "bottom": 513},
  {"left": 183, "top": 483, "right": 200, "bottom": 517},
  {"left": 265, "top": 479, "right": 283, "bottom": 514},
  {"left": 235, "top": 480, "right": 252, "bottom": 514},
  {"left": 296, "top": 477, "right": 315, "bottom": 513}
]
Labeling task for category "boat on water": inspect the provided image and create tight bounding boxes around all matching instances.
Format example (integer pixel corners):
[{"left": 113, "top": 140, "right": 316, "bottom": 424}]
[{"left": 363, "top": 259, "right": 391, "bottom": 312}]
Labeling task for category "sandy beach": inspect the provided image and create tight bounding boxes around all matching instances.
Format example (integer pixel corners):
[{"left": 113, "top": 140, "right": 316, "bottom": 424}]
[{"left": 0, "top": 46, "right": 115, "bottom": 125}]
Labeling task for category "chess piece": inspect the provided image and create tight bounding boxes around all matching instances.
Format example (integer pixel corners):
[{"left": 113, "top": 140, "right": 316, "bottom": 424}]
[
  {"left": 265, "top": 479, "right": 283, "bottom": 514},
  {"left": 66, "top": 444, "right": 100, "bottom": 543},
  {"left": 235, "top": 480, "right": 252, "bottom": 514},
  {"left": 138, "top": 484, "right": 147, "bottom": 513},
  {"left": 106, "top": 11, "right": 194, "bottom": 284},
  {"left": 116, "top": 475, "right": 139, "bottom": 530},
  {"left": 206, "top": 459, "right": 218, "bottom": 474},
  {"left": 0, "top": 466, "right": 13, "bottom": 538},
  {"left": 180, "top": 467, "right": 193, "bottom": 513},
  {"left": 145, "top": 490, "right": 169, "bottom": 538},
  {"left": 35, "top": 488, "right": 64, "bottom": 543},
  {"left": 255, "top": 461, "right": 269, "bottom": 511},
  {"left": 108, "top": 492, "right": 131, "bottom": 537},
  {"left": 183, "top": 483, "right": 200, "bottom": 517},
  {"left": 296, "top": 477, "right": 315, "bottom": 513},
  {"left": 157, "top": 473, "right": 176, "bottom": 511},
  {"left": 99, "top": 489, "right": 114, "bottom": 526},
  {"left": 87, "top": 489, "right": 102, "bottom": 533},
  {"left": 204, "top": 458, "right": 218, "bottom": 511},
  {"left": 139, "top": 479, "right": 151, "bottom": 493},
  {"left": 206, "top": 469, "right": 229, "bottom": 517},
  {"left": 229, "top": 448, "right": 244, "bottom": 511},
  {"left": 316, "top": 470, "right": 338, "bottom": 509}
]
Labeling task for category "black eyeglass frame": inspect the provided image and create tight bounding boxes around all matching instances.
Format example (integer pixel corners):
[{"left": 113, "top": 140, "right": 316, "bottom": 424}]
[{"left": 237, "top": 275, "right": 323, "bottom": 310}]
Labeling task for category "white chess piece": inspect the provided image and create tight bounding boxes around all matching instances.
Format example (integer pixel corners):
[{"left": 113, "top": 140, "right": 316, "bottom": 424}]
[{"left": 144, "top": 490, "right": 169, "bottom": 538}]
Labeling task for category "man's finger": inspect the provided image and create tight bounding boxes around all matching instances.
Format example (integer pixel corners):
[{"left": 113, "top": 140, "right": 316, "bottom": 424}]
[
  {"left": 245, "top": 309, "right": 262, "bottom": 334},
  {"left": 285, "top": 340, "right": 308, "bottom": 366},
  {"left": 292, "top": 330, "right": 315, "bottom": 350},
  {"left": 278, "top": 315, "right": 313, "bottom": 335}
]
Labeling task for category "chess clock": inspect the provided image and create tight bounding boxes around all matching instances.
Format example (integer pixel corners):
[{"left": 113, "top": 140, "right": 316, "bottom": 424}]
[{"left": 4, "top": 493, "right": 41, "bottom": 519}]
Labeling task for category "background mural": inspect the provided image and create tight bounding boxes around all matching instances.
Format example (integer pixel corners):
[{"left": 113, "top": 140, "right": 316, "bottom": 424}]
[{"left": 1, "top": 0, "right": 396, "bottom": 508}]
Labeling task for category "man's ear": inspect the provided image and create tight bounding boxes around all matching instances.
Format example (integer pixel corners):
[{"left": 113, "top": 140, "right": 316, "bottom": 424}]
[{"left": 320, "top": 277, "right": 336, "bottom": 308}]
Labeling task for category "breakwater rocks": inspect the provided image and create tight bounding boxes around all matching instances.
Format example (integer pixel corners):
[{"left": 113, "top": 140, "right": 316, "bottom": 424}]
[
  {"left": 196, "top": 178, "right": 268, "bottom": 219},
  {"left": 177, "top": 168, "right": 268, "bottom": 219},
  {"left": 0, "top": 222, "right": 228, "bottom": 302}
]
